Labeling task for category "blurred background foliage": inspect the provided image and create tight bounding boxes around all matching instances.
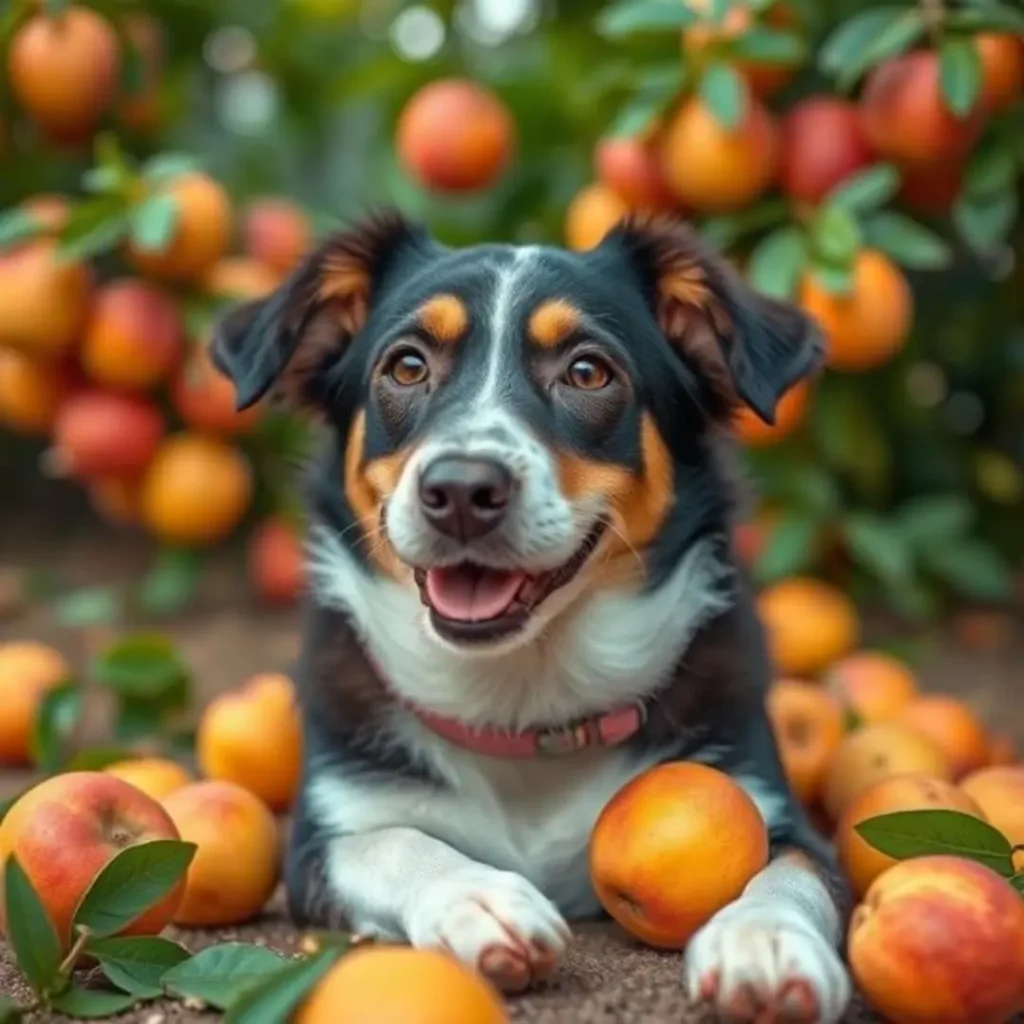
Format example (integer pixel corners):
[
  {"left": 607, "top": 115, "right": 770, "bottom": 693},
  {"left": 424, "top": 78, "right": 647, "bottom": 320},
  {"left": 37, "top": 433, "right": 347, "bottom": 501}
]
[{"left": 0, "top": 0, "right": 1022, "bottom": 626}]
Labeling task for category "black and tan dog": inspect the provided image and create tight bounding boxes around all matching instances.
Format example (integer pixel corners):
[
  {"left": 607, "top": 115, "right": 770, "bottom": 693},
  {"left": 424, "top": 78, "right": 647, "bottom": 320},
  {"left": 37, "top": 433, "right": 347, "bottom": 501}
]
[{"left": 212, "top": 211, "right": 851, "bottom": 1022}]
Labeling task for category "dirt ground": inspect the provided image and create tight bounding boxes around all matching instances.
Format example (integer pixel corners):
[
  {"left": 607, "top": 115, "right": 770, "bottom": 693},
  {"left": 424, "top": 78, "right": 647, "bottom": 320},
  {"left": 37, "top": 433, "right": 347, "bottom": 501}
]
[{"left": 1, "top": 508, "right": 1022, "bottom": 1022}]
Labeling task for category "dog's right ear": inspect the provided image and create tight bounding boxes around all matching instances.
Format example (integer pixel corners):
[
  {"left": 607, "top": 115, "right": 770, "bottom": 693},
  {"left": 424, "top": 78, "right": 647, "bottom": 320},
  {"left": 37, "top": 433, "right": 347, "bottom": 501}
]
[{"left": 211, "top": 209, "right": 430, "bottom": 410}]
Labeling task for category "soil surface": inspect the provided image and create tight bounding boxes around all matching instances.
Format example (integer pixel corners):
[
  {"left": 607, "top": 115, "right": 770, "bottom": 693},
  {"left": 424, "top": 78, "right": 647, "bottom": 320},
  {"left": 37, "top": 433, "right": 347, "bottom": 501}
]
[{"left": 1, "top": 514, "right": 1022, "bottom": 1022}]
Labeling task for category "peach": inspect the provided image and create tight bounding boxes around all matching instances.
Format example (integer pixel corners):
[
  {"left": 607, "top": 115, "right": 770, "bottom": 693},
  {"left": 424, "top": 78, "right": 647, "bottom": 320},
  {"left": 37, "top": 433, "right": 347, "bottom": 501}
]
[
  {"left": 0, "top": 641, "right": 70, "bottom": 765},
  {"left": 594, "top": 136, "right": 675, "bottom": 211},
  {"left": 201, "top": 257, "right": 280, "bottom": 301},
  {"left": 825, "top": 651, "right": 918, "bottom": 724},
  {"left": 0, "top": 772, "right": 184, "bottom": 951},
  {"left": 171, "top": 342, "right": 264, "bottom": 436},
  {"left": 960, "top": 766, "right": 1024, "bottom": 867},
  {"left": 162, "top": 780, "right": 279, "bottom": 926},
  {"left": 976, "top": 33, "right": 1024, "bottom": 114},
  {"left": 899, "top": 696, "right": 990, "bottom": 779},
  {"left": 0, "top": 350, "right": 73, "bottom": 435},
  {"left": 196, "top": 673, "right": 302, "bottom": 812},
  {"left": 247, "top": 518, "right": 306, "bottom": 606},
  {"left": 564, "top": 183, "right": 629, "bottom": 252},
  {"left": 242, "top": 198, "right": 312, "bottom": 276},
  {"left": 849, "top": 855, "right": 1024, "bottom": 1024},
  {"left": 103, "top": 758, "right": 193, "bottom": 801}
]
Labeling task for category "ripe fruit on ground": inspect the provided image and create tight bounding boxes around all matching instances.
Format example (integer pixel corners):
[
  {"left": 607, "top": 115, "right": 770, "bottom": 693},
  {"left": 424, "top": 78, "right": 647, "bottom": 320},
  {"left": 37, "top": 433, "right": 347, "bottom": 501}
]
[
  {"left": 960, "top": 766, "right": 1024, "bottom": 868},
  {"left": 171, "top": 344, "right": 263, "bottom": 436},
  {"left": 242, "top": 198, "right": 312, "bottom": 276},
  {"left": 779, "top": 97, "right": 876, "bottom": 206},
  {"left": 0, "top": 238, "right": 93, "bottom": 359},
  {"left": 81, "top": 279, "right": 184, "bottom": 391},
  {"left": 825, "top": 651, "right": 918, "bottom": 725},
  {"left": 139, "top": 434, "right": 253, "bottom": 546},
  {"left": 396, "top": 78, "right": 515, "bottom": 193},
  {"left": 799, "top": 250, "right": 912, "bottom": 373},
  {"left": 7, "top": 7, "right": 120, "bottom": 136},
  {"left": 849, "top": 855, "right": 1024, "bottom": 1024},
  {"left": 756, "top": 577, "right": 859, "bottom": 678},
  {"left": 196, "top": 673, "right": 302, "bottom": 812},
  {"left": 859, "top": 50, "right": 987, "bottom": 169},
  {"left": 161, "top": 780, "right": 279, "bottom": 926},
  {"left": 564, "top": 183, "right": 629, "bottom": 251},
  {"left": 766, "top": 678, "right": 845, "bottom": 806},
  {"left": 295, "top": 946, "right": 508, "bottom": 1024},
  {"left": 248, "top": 518, "right": 306, "bottom": 606},
  {"left": 732, "top": 380, "right": 810, "bottom": 447},
  {"left": 0, "top": 351, "right": 72, "bottom": 435},
  {"left": 201, "top": 257, "right": 280, "bottom": 301},
  {"left": 836, "top": 774, "right": 987, "bottom": 899},
  {"left": 976, "top": 33, "right": 1024, "bottom": 113},
  {"left": 899, "top": 696, "right": 990, "bottom": 780},
  {"left": 823, "top": 722, "right": 952, "bottom": 821},
  {"left": 126, "top": 173, "right": 232, "bottom": 283},
  {"left": 103, "top": 758, "right": 193, "bottom": 801},
  {"left": 589, "top": 762, "right": 768, "bottom": 948},
  {"left": 0, "top": 641, "right": 69, "bottom": 765},
  {"left": 53, "top": 390, "right": 164, "bottom": 479},
  {"left": 595, "top": 136, "right": 674, "bottom": 211},
  {"left": 0, "top": 772, "right": 184, "bottom": 951},
  {"left": 659, "top": 96, "right": 779, "bottom": 213}
]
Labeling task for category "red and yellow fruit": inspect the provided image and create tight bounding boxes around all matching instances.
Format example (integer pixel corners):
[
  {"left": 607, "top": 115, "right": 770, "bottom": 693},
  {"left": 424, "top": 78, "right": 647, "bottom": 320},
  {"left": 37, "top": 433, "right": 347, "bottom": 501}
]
[
  {"left": 0, "top": 641, "right": 70, "bottom": 765},
  {"left": 248, "top": 518, "right": 306, "bottom": 606}
]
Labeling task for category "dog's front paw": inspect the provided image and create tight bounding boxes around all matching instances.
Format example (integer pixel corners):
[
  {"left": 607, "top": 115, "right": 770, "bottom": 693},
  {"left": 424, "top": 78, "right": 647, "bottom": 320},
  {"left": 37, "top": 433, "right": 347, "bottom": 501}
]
[
  {"left": 406, "top": 867, "right": 572, "bottom": 993},
  {"left": 684, "top": 900, "right": 851, "bottom": 1023}
]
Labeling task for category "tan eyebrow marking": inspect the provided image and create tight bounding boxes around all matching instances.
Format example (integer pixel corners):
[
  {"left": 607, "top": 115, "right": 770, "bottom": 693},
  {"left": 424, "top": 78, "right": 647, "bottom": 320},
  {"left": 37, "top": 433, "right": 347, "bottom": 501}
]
[
  {"left": 527, "top": 298, "right": 582, "bottom": 349},
  {"left": 416, "top": 293, "right": 469, "bottom": 344}
]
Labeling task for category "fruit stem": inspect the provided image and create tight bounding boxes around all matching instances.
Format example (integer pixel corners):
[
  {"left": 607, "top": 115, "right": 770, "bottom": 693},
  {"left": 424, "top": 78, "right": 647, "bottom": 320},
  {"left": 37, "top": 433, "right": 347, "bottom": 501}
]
[{"left": 58, "top": 927, "right": 91, "bottom": 978}]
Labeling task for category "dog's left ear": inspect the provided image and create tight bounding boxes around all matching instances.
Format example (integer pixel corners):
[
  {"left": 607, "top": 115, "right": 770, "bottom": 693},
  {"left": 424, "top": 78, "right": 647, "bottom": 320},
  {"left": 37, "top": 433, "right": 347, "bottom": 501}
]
[{"left": 609, "top": 214, "right": 824, "bottom": 425}]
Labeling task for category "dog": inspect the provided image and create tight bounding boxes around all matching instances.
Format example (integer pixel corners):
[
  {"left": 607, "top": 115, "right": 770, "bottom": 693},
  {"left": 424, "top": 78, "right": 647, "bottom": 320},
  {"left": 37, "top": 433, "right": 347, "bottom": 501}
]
[{"left": 212, "top": 210, "right": 852, "bottom": 1022}]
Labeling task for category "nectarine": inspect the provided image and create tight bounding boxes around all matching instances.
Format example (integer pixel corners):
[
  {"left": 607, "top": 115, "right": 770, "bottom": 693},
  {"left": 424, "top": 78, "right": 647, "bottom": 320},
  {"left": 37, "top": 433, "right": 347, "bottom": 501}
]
[
  {"left": 564, "top": 183, "right": 629, "bottom": 251},
  {"left": 104, "top": 758, "right": 193, "bottom": 801},
  {"left": 825, "top": 651, "right": 918, "bottom": 725},
  {"left": 0, "top": 641, "right": 69, "bottom": 765},
  {"left": 899, "top": 695, "right": 990, "bottom": 780}
]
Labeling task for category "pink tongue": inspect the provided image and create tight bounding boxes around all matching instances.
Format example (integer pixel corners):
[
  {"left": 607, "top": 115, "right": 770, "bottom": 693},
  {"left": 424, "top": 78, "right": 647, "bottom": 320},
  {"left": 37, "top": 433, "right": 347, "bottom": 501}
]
[{"left": 425, "top": 566, "right": 527, "bottom": 622}]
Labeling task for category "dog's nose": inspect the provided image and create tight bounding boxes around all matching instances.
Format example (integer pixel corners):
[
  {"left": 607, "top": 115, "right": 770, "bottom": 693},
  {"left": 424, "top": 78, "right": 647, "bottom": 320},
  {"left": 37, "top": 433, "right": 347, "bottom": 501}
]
[{"left": 418, "top": 456, "right": 514, "bottom": 541}]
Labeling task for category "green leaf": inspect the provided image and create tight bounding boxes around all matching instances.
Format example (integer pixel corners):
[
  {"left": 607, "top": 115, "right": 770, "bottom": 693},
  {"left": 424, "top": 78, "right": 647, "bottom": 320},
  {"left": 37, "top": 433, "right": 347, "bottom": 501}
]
[
  {"left": 827, "top": 163, "right": 900, "bottom": 213},
  {"left": 730, "top": 28, "right": 805, "bottom": 65},
  {"left": 91, "top": 633, "right": 189, "bottom": 703},
  {"left": 819, "top": 8, "right": 906, "bottom": 75},
  {"left": 49, "top": 988, "right": 137, "bottom": 1019},
  {"left": 114, "top": 698, "right": 165, "bottom": 743},
  {"left": 66, "top": 746, "right": 139, "bottom": 771},
  {"left": 837, "top": 10, "right": 926, "bottom": 90},
  {"left": 699, "top": 61, "right": 747, "bottom": 131},
  {"left": 608, "top": 90, "right": 672, "bottom": 139},
  {"left": 30, "top": 682, "right": 81, "bottom": 774},
  {"left": 224, "top": 949, "right": 344, "bottom": 1024},
  {"left": 136, "top": 549, "right": 203, "bottom": 617},
  {"left": 55, "top": 196, "right": 132, "bottom": 263},
  {"left": 1011, "top": 874, "right": 1024, "bottom": 895},
  {"left": 0, "top": 995, "right": 21, "bottom": 1023},
  {"left": 954, "top": 189, "right": 1018, "bottom": 254},
  {"left": 855, "top": 809, "right": 1016, "bottom": 875},
  {"left": 841, "top": 512, "right": 913, "bottom": 587},
  {"left": 0, "top": 208, "right": 43, "bottom": 251},
  {"left": 128, "top": 193, "right": 180, "bottom": 254},
  {"left": 89, "top": 935, "right": 191, "bottom": 999},
  {"left": 752, "top": 511, "right": 822, "bottom": 584},
  {"left": 81, "top": 167, "right": 123, "bottom": 195},
  {"left": 72, "top": 840, "right": 197, "bottom": 940},
  {"left": 810, "top": 206, "right": 862, "bottom": 268},
  {"left": 939, "top": 37, "right": 983, "bottom": 118},
  {"left": 51, "top": 585, "right": 123, "bottom": 628},
  {"left": 4, "top": 858, "right": 63, "bottom": 995},
  {"left": 162, "top": 943, "right": 292, "bottom": 1011},
  {"left": 946, "top": 5, "right": 1024, "bottom": 33},
  {"left": 923, "top": 541, "right": 1014, "bottom": 601},
  {"left": 862, "top": 212, "right": 953, "bottom": 270},
  {"left": 810, "top": 262, "right": 855, "bottom": 296},
  {"left": 964, "top": 145, "right": 1016, "bottom": 199},
  {"left": 746, "top": 225, "right": 808, "bottom": 300},
  {"left": 142, "top": 152, "right": 204, "bottom": 183},
  {"left": 596, "top": 0, "right": 697, "bottom": 36},
  {"left": 897, "top": 495, "right": 973, "bottom": 548}
]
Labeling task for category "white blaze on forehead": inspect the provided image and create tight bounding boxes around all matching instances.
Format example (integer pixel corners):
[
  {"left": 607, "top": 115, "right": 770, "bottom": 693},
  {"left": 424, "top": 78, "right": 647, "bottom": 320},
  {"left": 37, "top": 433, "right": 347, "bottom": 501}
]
[{"left": 478, "top": 246, "right": 541, "bottom": 407}]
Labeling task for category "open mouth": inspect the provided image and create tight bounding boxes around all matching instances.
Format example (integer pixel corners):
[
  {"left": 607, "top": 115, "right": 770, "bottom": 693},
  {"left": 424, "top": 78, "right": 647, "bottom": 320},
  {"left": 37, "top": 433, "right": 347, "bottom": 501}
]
[{"left": 414, "top": 520, "right": 608, "bottom": 643}]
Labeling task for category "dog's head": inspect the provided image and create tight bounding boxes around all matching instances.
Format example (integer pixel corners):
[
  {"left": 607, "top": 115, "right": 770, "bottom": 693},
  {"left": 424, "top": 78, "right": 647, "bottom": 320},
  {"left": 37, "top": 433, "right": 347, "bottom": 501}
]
[{"left": 213, "top": 211, "right": 821, "bottom": 653}]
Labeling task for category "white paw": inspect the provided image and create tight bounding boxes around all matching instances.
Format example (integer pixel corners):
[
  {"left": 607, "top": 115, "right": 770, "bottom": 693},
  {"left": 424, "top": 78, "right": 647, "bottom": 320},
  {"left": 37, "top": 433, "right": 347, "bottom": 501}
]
[
  {"left": 405, "top": 867, "right": 572, "bottom": 992},
  {"left": 684, "top": 900, "right": 851, "bottom": 1023}
]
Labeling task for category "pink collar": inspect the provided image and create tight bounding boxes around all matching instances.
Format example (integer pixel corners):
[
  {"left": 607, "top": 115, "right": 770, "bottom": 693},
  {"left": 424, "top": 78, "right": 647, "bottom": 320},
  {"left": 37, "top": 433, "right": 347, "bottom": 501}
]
[{"left": 407, "top": 701, "right": 646, "bottom": 758}]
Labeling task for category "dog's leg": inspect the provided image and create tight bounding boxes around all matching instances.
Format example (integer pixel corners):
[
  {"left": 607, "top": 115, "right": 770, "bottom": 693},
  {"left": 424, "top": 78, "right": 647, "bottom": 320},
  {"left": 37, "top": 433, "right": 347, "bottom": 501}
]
[{"left": 287, "top": 823, "right": 571, "bottom": 993}]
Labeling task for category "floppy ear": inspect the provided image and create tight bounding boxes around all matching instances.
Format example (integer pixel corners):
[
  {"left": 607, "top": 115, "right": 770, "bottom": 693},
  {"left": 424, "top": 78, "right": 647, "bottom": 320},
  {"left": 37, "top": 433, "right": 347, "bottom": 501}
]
[
  {"left": 608, "top": 213, "right": 824, "bottom": 425},
  {"left": 210, "top": 210, "right": 430, "bottom": 410}
]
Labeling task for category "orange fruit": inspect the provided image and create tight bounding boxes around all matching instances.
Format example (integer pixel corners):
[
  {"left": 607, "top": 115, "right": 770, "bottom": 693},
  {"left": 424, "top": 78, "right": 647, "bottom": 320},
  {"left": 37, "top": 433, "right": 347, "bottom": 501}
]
[
  {"left": 162, "top": 780, "right": 279, "bottom": 926},
  {"left": 899, "top": 696, "right": 990, "bottom": 780},
  {"left": 139, "top": 434, "right": 253, "bottom": 546},
  {"left": 849, "top": 856, "right": 1024, "bottom": 1024},
  {"left": 171, "top": 343, "right": 264, "bottom": 436},
  {"left": 81, "top": 279, "right": 184, "bottom": 391},
  {"left": 396, "top": 78, "right": 515, "bottom": 193},
  {"left": 242, "top": 198, "right": 312, "bottom": 276},
  {"left": 594, "top": 135, "right": 675, "bottom": 211},
  {"left": 976, "top": 33, "right": 1024, "bottom": 113},
  {"left": 103, "top": 758, "right": 193, "bottom": 801},
  {"left": 732, "top": 380, "right": 810, "bottom": 447},
  {"left": 7, "top": 6, "right": 120, "bottom": 135},
  {"left": 247, "top": 519, "right": 305, "bottom": 606},
  {"left": 659, "top": 95, "right": 779, "bottom": 213},
  {"left": 960, "top": 766, "right": 1024, "bottom": 868},
  {"left": 823, "top": 722, "right": 952, "bottom": 821},
  {"left": 836, "top": 774, "right": 987, "bottom": 899},
  {"left": 0, "top": 351, "right": 72, "bottom": 435},
  {"left": 825, "top": 651, "right": 919, "bottom": 725},
  {"left": 589, "top": 762, "right": 768, "bottom": 948},
  {"left": 756, "top": 577, "right": 859, "bottom": 677},
  {"left": 0, "top": 641, "right": 69, "bottom": 765},
  {"left": 196, "top": 673, "right": 302, "bottom": 812},
  {"left": 766, "top": 678, "right": 845, "bottom": 806},
  {"left": 126, "top": 172, "right": 232, "bottom": 283},
  {"left": 295, "top": 946, "right": 508, "bottom": 1024},
  {"left": 201, "top": 257, "right": 280, "bottom": 301},
  {"left": 799, "top": 250, "right": 912, "bottom": 373},
  {"left": 564, "top": 183, "right": 629, "bottom": 251}
]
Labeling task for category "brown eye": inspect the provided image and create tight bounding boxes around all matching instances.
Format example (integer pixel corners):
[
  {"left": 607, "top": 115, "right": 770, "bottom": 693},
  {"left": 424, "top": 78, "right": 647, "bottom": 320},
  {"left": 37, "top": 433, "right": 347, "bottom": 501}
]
[
  {"left": 565, "top": 356, "right": 612, "bottom": 391},
  {"left": 387, "top": 350, "right": 429, "bottom": 387}
]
